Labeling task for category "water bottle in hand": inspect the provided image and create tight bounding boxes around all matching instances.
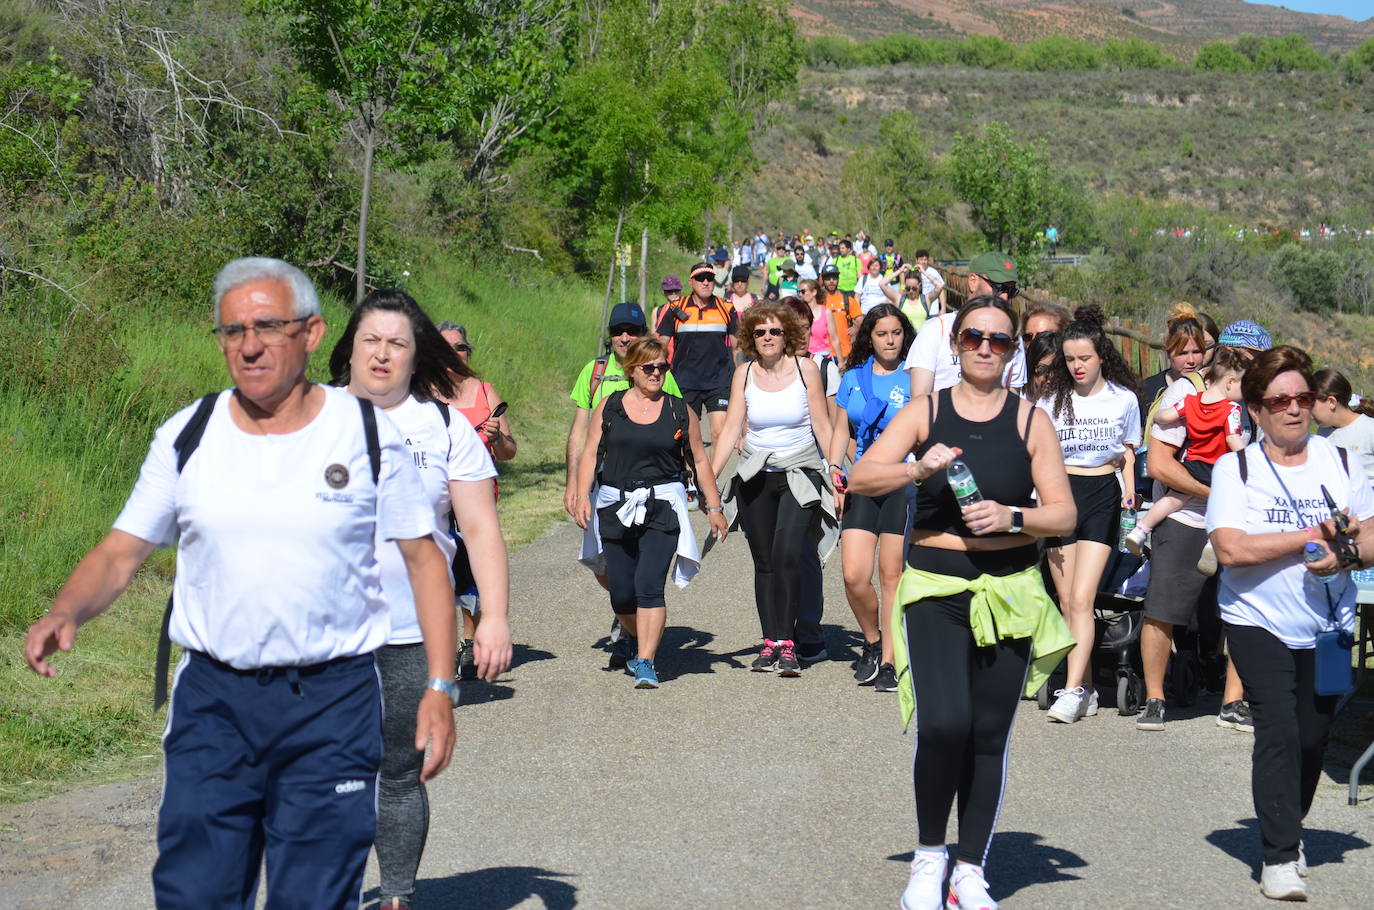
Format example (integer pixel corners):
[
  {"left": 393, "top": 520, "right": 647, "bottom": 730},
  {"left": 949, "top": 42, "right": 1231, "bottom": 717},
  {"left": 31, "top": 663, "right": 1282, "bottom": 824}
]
[
  {"left": 1118, "top": 508, "right": 1137, "bottom": 553},
  {"left": 1304, "top": 541, "right": 1338, "bottom": 586},
  {"left": 947, "top": 459, "right": 982, "bottom": 508}
]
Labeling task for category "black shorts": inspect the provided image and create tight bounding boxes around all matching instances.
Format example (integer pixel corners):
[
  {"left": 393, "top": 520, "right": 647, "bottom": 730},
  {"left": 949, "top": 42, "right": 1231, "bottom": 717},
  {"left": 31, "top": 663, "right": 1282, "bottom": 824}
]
[
  {"left": 1143, "top": 519, "right": 1211, "bottom": 625},
  {"left": 841, "top": 488, "right": 912, "bottom": 536},
  {"left": 1046, "top": 472, "right": 1120, "bottom": 549},
  {"left": 1182, "top": 459, "right": 1214, "bottom": 486},
  {"left": 682, "top": 387, "right": 731, "bottom": 415}
]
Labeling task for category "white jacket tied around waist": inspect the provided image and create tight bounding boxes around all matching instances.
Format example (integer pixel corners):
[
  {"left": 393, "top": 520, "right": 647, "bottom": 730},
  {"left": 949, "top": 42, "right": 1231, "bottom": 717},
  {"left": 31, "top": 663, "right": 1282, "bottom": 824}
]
[
  {"left": 579, "top": 481, "right": 702, "bottom": 588},
  {"left": 721, "top": 441, "right": 839, "bottom": 564}
]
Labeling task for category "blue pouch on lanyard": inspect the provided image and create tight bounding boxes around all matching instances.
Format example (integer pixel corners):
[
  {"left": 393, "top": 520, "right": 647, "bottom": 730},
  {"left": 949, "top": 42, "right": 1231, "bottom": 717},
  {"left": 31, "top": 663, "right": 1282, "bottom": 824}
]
[{"left": 1313, "top": 623, "right": 1354, "bottom": 697}]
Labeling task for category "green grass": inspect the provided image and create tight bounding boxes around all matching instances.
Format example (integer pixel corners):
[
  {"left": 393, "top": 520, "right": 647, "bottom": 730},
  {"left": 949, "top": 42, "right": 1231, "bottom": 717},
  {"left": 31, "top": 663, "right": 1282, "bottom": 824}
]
[{"left": 0, "top": 259, "right": 605, "bottom": 802}]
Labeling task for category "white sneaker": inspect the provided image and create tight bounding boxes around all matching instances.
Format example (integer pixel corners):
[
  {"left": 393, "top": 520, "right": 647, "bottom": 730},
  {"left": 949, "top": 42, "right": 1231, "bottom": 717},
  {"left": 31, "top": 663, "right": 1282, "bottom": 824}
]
[
  {"left": 1259, "top": 861, "right": 1308, "bottom": 901},
  {"left": 1196, "top": 541, "right": 1218, "bottom": 576},
  {"left": 1124, "top": 525, "right": 1150, "bottom": 556},
  {"left": 901, "top": 847, "right": 947, "bottom": 910},
  {"left": 1296, "top": 840, "right": 1308, "bottom": 878},
  {"left": 1047, "top": 686, "right": 1097, "bottom": 723},
  {"left": 946, "top": 864, "right": 997, "bottom": 910}
]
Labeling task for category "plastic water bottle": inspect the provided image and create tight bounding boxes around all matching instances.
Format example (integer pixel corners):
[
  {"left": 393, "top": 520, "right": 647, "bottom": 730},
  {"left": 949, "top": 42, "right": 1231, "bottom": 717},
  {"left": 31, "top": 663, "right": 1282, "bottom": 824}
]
[
  {"left": 947, "top": 459, "right": 982, "bottom": 507},
  {"left": 1304, "top": 541, "right": 1338, "bottom": 586},
  {"left": 1118, "top": 508, "right": 1137, "bottom": 553}
]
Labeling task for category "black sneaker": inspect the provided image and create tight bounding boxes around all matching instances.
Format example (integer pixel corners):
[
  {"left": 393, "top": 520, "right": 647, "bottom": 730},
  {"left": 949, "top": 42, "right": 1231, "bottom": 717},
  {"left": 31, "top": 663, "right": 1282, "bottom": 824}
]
[
  {"left": 458, "top": 638, "right": 477, "bottom": 681},
  {"left": 1217, "top": 700, "right": 1254, "bottom": 733},
  {"left": 873, "top": 663, "right": 898, "bottom": 692},
  {"left": 609, "top": 635, "right": 636, "bottom": 670},
  {"left": 751, "top": 639, "right": 780, "bottom": 672},
  {"left": 1136, "top": 697, "right": 1166, "bottom": 732},
  {"left": 776, "top": 641, "right": 802, "bottom": 677},
  {"left": 853, "top": 640, "right": 881, "bottom": 685},
  {"left": 608, "top": 617, "right": 623, "bottom": 645},
  {"left": 797, "top": 642, "right": 829, "bottom": 664}
]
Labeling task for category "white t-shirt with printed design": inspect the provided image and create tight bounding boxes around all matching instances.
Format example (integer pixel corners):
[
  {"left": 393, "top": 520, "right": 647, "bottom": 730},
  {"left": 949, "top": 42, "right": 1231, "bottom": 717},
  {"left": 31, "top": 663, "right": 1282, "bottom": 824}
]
[
  {"left": 379, "top": 395, "right": 497, "bottom": 644},
  {"left": 903, "top": 312, "right": 1027, "bottom": 393},
  {"left": 113, "top": 386, "right": 434, "bottom": 669},
  {"left": 1207, "top": 435, "right": 1374, "bottom": 648},
  {"left": 1036, "top": 382, "right": 1141, "bottom": 468}
]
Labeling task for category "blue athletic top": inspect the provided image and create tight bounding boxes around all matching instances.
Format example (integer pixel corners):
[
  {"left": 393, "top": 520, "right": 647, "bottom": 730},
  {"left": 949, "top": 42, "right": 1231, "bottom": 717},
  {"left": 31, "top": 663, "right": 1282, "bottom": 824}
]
[{"left": 836, "top": 363, "right": 910, "bottom": 461}]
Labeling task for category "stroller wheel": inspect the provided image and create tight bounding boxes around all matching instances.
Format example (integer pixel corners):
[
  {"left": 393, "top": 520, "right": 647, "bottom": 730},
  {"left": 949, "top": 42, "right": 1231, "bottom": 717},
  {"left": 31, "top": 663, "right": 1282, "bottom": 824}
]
[{"left": 1117, "top": 673, "right": 1143, "bottom": 716}]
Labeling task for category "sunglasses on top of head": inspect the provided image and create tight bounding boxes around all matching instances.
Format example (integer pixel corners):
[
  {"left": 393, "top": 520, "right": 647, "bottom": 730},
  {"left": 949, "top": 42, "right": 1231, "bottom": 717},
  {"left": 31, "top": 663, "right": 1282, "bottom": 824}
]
[
  {"left": 957, "top": 327, "right": 1014, "bottom": 356},
  {"left": 1260, "top": 391, "right": 1317, "bottom": 413}
]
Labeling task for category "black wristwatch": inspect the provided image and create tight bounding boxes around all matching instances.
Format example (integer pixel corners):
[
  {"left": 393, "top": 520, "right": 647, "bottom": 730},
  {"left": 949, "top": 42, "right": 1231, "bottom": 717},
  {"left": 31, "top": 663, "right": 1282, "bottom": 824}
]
[{"left": 1008, "top": 507, "right": 1024, "bottom": 534}]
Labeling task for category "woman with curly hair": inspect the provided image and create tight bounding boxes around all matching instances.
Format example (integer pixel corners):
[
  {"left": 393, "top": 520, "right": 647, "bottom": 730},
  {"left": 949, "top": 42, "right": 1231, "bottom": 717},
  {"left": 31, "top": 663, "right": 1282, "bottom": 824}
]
[
  {"left": 1035, "top": 304, "right": 1141, "bottom": 724},
  {"left": 711, "top": 303, "right": 837, "bottom": 675},
  {"left": 826, "top": 304, "right": 917, "bottom": 690}
]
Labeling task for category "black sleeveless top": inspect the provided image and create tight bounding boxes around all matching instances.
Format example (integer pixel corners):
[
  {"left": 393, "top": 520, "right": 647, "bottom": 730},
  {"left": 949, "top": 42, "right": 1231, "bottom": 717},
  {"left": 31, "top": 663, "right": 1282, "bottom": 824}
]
[
  {"left": 911, "top": 388, "right": 1035, "bottom": 538},
  {"left": 599, "top": 394, "right": 682, "bottom": 489}
]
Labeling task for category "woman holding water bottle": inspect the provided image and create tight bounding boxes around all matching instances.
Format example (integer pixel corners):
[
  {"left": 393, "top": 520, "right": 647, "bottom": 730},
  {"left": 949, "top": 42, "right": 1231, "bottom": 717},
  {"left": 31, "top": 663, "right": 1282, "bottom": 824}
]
[
  {"left": 850, "top": 294, "right": 1075, "bottom": 910},
  {"left": 1033, "top": 305, "right": 1141, "bottom": 724}
]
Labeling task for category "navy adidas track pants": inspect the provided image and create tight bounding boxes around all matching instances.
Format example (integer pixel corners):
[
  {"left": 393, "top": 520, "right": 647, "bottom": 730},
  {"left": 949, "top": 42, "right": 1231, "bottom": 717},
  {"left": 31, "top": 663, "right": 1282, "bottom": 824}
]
[{"left": 154, "top": 650, "right": 382, "bottom": 909}]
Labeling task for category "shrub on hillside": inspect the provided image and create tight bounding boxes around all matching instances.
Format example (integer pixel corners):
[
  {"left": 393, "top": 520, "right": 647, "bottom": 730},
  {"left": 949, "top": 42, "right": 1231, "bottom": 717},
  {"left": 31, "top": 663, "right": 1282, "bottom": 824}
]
[
  {"left": 1342, "top": 39, "right": 1374, "bottom": 83},
  {"left": 1269, "top": 243, "right": 1342, "bottom": 313},
  {"left": 1253, "top": 35, "right": 1334, "bottom": 73},
  {"left": 1015, "top": 36, "right": 1100, "bottom": 72},
  {"left": 1100, "top": 38, "right": 1176, "bottom": 71},
  {"left": 1194, "top": 42, "right": 1253, "bottom": 72}
]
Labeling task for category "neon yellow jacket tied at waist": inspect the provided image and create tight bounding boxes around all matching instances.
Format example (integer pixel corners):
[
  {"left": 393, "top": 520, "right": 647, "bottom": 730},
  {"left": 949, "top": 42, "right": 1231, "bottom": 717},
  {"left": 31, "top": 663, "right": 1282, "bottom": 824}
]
[{"left": 891, "top": 564, "right": 1075, "bottom": 732}]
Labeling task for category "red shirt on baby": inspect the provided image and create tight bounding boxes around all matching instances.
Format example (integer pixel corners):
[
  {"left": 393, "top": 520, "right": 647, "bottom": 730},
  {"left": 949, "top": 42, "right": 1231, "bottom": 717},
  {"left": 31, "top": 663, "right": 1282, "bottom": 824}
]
[{"left": 1180, "top": 393, "right": 1242, "bottom": 465}]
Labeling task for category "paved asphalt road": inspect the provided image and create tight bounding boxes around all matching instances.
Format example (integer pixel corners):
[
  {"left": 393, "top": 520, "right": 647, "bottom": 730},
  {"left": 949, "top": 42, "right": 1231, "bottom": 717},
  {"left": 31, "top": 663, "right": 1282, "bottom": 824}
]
[{"left": 3, "top": 516, "right": 1372, "bottom": 908}]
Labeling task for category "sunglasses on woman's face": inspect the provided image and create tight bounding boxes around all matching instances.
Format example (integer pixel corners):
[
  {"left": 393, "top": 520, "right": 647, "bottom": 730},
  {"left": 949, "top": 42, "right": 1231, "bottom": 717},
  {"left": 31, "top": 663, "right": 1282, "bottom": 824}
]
[
  {"left": 638, "top": 362, "right": 670, "bottom": 376},
  {"left": 1261, "top": 391, "right": 1317, "bottom": 413},
  {"left": 452, "top": 343, "right": 472, "bottom": 354},
  {"left": 753, "top": 326, "right": 785, "bottom": 338},
  {"left": 957, "top": 327, "right": 1014, "bottom": 356}
]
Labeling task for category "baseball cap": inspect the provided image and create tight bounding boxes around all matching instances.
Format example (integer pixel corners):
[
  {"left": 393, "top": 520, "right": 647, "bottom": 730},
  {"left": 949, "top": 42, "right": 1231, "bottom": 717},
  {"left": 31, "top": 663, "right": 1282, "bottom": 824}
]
[
  {"left": 661, "top": 274, "right": 682, "bottom": 292},
  {"left": 1218, "top": 320, "right": 1273, "bottom": 351},
  {"left": 730, "top": 265, "right": 751, "bottom": 283},
  {"left": 969, "top": 251, "right": 1018, "bottom": 283},
  {"left": 608, "top": 302, "right": 646, "bottom": 329},
  {"left": 712, "top": 247, "right": 729, "bottom": 263},
  {"left": 820, "top": 264, "right": 840, "bottom": 278}
]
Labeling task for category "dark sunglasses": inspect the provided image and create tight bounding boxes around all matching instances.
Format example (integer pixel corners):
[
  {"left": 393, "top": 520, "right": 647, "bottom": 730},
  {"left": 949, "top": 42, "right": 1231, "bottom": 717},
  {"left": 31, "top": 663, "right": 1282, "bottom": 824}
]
[
  {"left": 988, "top": 280, "right": 1019, "bottom": 299},
  {"left": 691, "top": 273, "right": 716, "bottom": 284},
  {"left": 452, "top": 342, "right": 472, "bottom": 354},
  {"left": 609, "top": 324, "right": 644, "bottom": 336},
  {"left": 1034, "top": 363, "right": 1056, "bottom": 377},
  {"left": 753, "top": 327, "right": 785, "bottom": 338},
  {"left": 638, "top": 362, "right": 670, "bottom": 376},
  {"left": 957, "top": 327, "right": 1014, "bottom": 356},
  {"left": 1260, "top": 391, "right": 1317, "bottom": 413}
]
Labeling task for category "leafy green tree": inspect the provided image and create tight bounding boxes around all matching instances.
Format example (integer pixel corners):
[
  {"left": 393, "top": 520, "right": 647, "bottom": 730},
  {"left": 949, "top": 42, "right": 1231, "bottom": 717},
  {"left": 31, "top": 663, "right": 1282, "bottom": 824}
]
[
  {"left": 1015, "top": 36, "right": 1100, "bottom": 71},
  {"left": 804, "top": 36, "right": 858, "bottom": 69},
  {"left": 1194, "top": 42, "right": 1252, "bottom": 72},
  {"left": 1100, "top": 38, "right": 1176, "bottom": 70},
  {"left": 1234, "top": 33, "right": 1265, "bottom": 62},
  {"left": 947, "top": 121, "right": 1068, "bottom": 280},
  {"left": 956, "top": 35, "right": 1014, "bottom": 69},
  {"left": 1342, "top": 39, "right": 1374, "bottom": 82},
  {"left": 1269, "top": 243, "right": 1342, "bottom": 313},
  {"left": 1254, "top": 34, "right": 1333, "bottom": 73},
  {"left": 840, "top": 111, "right": 941, "bottom": 239}
]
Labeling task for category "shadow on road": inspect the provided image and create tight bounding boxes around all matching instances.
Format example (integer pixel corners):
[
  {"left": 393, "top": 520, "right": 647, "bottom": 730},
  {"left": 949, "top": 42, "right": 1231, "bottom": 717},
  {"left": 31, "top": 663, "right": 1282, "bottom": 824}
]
[
  {"left": 365, "top": 865, "right": 577, "bottom": 909},
  {"left": 458, "top": 681, "right": 515, "bottom": 706},
  {"left": 1206, "top": 818, "right": 1371, "bottom": 876},
  {"left": 886, "top": 831, "right": 1086, "bottom": 899},
  {"left": 511, "top": 643, "right": 557, "bottom": 669}
]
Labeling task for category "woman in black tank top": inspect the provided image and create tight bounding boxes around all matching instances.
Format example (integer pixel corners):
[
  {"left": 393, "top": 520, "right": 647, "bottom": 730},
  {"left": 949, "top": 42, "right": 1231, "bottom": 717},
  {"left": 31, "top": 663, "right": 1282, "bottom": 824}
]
[
  {"left": 573, "top": 338, "right": 727, "bottom": 688},
  {"left": 849, "top": 295, "right": 1076, "bottom": 910}
]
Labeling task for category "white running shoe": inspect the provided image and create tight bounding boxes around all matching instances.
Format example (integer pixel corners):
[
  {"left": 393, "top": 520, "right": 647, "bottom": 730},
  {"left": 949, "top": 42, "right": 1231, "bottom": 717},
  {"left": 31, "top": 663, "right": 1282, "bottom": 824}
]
[
  {"left": 1047, "top": 686, "right": 1097, "bottom": 723},
  {"left": 900, "top": 847, "right": 947, "bottom": 910},
  {"left": 1259, "top": 861, "right": 1308, "bottom": 901},
  {"left": 946, "top": 863, "right": 997, "bottom": 910},
  {"left": 1124, "top": 525, "right": 1150, "bottom": 556}
]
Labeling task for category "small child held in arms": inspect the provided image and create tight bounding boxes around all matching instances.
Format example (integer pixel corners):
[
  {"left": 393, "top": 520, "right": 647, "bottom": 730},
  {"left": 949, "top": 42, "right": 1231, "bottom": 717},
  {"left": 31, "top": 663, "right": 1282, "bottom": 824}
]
[{"left": 1126, "top": 347, "right": 1247, "bottom": 557}]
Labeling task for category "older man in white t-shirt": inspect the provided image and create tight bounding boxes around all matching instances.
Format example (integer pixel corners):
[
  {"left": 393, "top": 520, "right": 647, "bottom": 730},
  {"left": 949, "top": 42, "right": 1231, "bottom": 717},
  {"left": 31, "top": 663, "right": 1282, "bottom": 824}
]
[{"left": 23, "top": 258, "right": 457, "bottom": 909}]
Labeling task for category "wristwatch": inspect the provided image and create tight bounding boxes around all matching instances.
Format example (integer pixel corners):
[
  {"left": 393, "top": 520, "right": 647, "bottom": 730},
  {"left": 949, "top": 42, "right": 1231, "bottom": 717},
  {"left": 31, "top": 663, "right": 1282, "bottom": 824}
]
[
  {"left": 1008, "top": 507, "right": 1024, "bottom": 534},
  {"left": 425, "top": 676, "right": 459, "bottom": 706}
]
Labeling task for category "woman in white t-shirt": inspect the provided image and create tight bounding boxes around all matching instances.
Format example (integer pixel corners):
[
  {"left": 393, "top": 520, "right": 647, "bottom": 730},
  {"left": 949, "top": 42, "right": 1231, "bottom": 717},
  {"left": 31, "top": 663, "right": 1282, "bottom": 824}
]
[
  {"left": 1313, "top": 368, "right": 1374, "bottom": 487},
  {"left": 1207, "top": 346, "right": 1374, "bottom": 902},
  {"left": 854, "top": 255, "right": 892, "bottom": 316},
  {"left": 1035, "top": 305, "right": 1141, "bottom": 724},
  {"left": 330, "top": 290, "right": 512, "bottom": 910}
]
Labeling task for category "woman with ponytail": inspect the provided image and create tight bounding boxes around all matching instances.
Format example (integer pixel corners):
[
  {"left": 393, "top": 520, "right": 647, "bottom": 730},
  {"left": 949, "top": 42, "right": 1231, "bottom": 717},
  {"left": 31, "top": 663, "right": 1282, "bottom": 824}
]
[
  {"left": 1314, "top": 368, "right": 1374, "bottom": 486},
  {"left": 1035, "top": 305, "right": 1142, "bottom": 724}
]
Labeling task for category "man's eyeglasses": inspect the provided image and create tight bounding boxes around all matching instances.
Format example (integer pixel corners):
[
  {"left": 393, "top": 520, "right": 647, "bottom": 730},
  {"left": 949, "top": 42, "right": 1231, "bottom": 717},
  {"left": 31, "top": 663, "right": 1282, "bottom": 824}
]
[
  {"left": 957, "top": 327, "right": 1014, "bottom": 356},
  {"left": 753, "top": 327, "right": 785, "bottom": 338},
  {"left": 638, "top": 362, "right": 670, "bottom": 376},
  {"left": 212, "top": 317, "right": 309, "bottom": 347},
  {"left": 609, "top": 324, "right": 643, "bottom": 337},
  {"left": 1260, "top": 392, "right": 1317, "bottom": 413}
]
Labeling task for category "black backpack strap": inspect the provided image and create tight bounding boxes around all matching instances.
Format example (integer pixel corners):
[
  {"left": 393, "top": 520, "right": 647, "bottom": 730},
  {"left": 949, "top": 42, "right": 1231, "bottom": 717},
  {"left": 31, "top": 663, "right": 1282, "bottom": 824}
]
[
  {"left": 433, "top": 398, "right": 451, "bottom": 426},
  {"left": 1021, "top": 398, "right": 1036, "bottom": 444},
  {"left": 1238, "top": 448, "right": 1248, "bottom": 484},
  {"left": 154, "top": 391, "right": 220, "bottom": 710},
  {"left": 359, "top": 397, "right": 381, "bottom": 485},
  {"left": 595, "top": 390, "right": 627, "bottom": 482},
  {"left": 1337, "top": 445, "right": 1350, "bottom": 474}
]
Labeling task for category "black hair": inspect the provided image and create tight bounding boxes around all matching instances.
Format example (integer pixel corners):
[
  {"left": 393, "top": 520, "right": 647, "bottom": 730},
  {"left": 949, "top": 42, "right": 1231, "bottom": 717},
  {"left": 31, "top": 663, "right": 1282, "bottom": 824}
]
[
  {"left": 1314, "top": 367, "right": 1374, "bottom": 417},
  {"left": 915, "top": 248, "right": 930, "bottom": 259},
  {"left": 328, "top": 289, "right": 474, "bottom": 401},
  {"left": 1040, "top": 304, "right": 1139, "bottom": 422},
  {"left": 1025, "top": 330, "right": 1066, "bottom": 400},
  {"left": 845, "top": 303, "right": 915, "bottom": 371}
]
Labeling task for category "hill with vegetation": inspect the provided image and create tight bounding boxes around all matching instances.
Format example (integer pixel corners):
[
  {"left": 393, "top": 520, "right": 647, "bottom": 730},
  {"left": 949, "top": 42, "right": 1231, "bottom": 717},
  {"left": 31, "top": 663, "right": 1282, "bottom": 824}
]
[{"left": 795, "top": 0, "right": 1374, "bottom": 53}]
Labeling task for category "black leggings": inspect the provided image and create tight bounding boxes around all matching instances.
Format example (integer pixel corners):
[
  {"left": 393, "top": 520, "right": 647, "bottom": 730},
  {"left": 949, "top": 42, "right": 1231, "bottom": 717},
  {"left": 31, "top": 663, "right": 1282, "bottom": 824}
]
[
  {"left": 736, "top": 470, "right": 821, "bottom": 641},
  {"left": 903, "top": 556, "right": 1032, "bottom": 867},
  {"left": 374, "top": 643, "right": 429, "bottom": 900},
  {"left": 1226, "top": 623, "right": 1339, "bottom": 865},
  {"left": 602, "top": 525, "right": 677, "bottom": 615}
]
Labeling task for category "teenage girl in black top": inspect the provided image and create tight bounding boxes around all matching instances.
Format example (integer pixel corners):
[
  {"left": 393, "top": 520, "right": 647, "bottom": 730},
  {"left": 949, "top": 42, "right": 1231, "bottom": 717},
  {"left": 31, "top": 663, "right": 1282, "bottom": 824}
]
[{"left": 850, "top": 296, "right": 1075, "bottom": 910}]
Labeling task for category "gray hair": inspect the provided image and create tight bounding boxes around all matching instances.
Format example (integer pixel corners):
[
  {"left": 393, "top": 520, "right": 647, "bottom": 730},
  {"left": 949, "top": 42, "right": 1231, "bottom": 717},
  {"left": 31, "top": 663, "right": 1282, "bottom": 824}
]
[
  {"left": 436, "top": 320, "right": 466, "bottom": 338},
  {"left": 212, "top": 257, "right": 320, "bottom": 323}
]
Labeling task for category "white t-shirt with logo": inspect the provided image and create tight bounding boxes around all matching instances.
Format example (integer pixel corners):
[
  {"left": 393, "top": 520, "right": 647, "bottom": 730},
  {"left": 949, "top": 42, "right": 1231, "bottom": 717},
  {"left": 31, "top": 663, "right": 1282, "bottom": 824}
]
[
  {"left": 903, "top": 312, "right": 1027, "bottom": 392},
  {"left": 1036, "top": 382, "right": 1141, "bottom": 468},
  {"left": 1327, "top": 413, "right": 1374, "bottom": 487},
  {"left": 1207, "top": 436, "right": 1374, "bottom": 647},
  {"left": 114, "top": 386, "right": 434, "bottom": 669},
  {"left": 380, "top": 395, "right": 497, "bottom": 644}
]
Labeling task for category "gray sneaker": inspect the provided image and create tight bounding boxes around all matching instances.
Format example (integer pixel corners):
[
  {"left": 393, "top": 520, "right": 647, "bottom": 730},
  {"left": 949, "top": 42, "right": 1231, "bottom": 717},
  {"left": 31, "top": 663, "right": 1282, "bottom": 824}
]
[
  {"left": 1217, "top": 700, "right": 1254, "bottom": 733},
  {"left": 1259, "top": 861, "right": 1307, "bottom": 901},
  {"left": 853, "top": 639, "right": 881, "bottom": 685},
  {"left": 1136, "top": 698, "right": 1166, "bottom": 731}
]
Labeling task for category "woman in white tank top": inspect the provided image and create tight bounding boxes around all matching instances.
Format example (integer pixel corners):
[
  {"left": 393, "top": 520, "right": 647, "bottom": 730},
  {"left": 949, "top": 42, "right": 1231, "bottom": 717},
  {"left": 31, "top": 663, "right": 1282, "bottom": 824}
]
[{"left": 711, "top": 303, "right": 836, "bottom": 676}]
